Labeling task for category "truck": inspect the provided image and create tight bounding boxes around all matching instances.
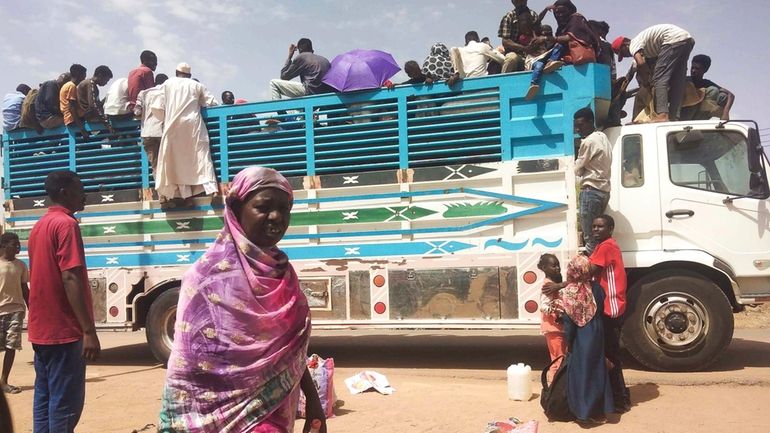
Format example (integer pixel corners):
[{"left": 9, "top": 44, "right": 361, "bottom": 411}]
[{"left": 3, "top": 63, "right": 768, "bottom": 371}]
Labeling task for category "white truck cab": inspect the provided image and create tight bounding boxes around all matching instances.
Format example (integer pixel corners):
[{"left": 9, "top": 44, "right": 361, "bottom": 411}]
[{"left": 605, "top": 120, "right": 770, "bottom": 370}]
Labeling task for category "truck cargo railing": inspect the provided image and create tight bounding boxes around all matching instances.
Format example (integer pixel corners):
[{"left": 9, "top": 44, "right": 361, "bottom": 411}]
[{"left": 3, "top": 63, "right": 610, "bottom": 199}]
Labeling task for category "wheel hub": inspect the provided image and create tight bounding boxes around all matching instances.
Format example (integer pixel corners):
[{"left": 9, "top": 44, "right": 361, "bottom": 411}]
[
  {"left": 645, "top": 293, "right": 707, "bottom": 349},
  {"left": 665, "top": 311, "right": 688, "bottom": 333}
]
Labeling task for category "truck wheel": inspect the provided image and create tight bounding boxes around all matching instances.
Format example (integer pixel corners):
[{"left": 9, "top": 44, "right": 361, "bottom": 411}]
[
  {"left": 621, "top": 270, "right": 733, "bottom": 372},
  {"left": 145, "top": 287, "right": 180, "bottom": 365}
]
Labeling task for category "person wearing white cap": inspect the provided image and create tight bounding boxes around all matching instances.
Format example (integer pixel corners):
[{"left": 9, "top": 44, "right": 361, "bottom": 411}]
[{"left": 151, "top": 62, "right": 219, "bottom": 204}]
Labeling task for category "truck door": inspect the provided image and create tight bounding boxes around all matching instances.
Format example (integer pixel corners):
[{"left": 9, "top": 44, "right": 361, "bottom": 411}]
[
  {"left": 611, "top": 129, "right": 662, "bottom": 251},
  {"left": 657, "top": 124, "right": 770, "bottom": 277}
]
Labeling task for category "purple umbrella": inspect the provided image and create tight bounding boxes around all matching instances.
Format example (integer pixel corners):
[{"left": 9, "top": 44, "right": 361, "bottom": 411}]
[{"left": 322, "top": 49, "right": 401, "bottom": 92}]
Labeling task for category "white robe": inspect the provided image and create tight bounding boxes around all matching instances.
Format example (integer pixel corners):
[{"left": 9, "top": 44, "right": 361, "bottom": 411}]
[{"left": 152, "top": 77, "right": 219, "bottom": 199}]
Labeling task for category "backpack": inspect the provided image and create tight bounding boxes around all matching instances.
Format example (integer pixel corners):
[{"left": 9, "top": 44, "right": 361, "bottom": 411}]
[{"left": 540, "top": 355, "right": 575, "bottom": 421}]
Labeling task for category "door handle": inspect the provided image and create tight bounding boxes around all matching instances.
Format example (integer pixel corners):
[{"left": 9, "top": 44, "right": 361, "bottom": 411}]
[{"left": 665, "top": 209, "right": 695, "bottom": 218}]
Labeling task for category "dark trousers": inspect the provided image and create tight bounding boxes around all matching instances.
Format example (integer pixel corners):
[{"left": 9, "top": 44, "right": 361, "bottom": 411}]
[
  {"left": 652, "top": 38, "right": 695, "bottom": 119},
  {"left": 33, "top": 340, "right": 86, "bottom": 433},
  {"left": 602, "top": 315, "right": 631, "bottom": 410},
  {"left": 579, "top": 187, "right": 609, "bottom": 255}
]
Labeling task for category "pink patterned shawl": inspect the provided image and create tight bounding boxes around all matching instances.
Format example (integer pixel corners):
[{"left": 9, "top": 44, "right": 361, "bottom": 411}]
[
  {"left": 159, "top": 167, "right": 310, "bottom": 433},
  {"left": 561, "top": 255, "right": 597, "bottom": 327}
]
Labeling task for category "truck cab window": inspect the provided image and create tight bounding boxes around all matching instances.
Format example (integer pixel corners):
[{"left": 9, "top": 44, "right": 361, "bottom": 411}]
[
  {"left": 622, "top": 135, "right": 644, "bottom": 188},
  {"left": 667, "top": 130, "right": 753, "bottom": 196}
]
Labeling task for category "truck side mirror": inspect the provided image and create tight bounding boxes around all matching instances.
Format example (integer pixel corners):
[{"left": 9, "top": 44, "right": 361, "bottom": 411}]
[
  {"left": 747, "top": 127, "right": 769, "bottom": 197},
  {"left": 747, "top": 127, "right": 763, "bottom": 174}
]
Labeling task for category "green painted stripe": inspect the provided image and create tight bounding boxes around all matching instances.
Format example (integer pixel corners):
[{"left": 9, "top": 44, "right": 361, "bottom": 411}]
[
  {"left": 12, "top": 202, "right": 507, "bottom": 239},
  {"left": 81, "top": 217, "right": 226, "bottom": 237},
  {"left": 292, "top": 206, "right": 437, "bottom": 225},
  {"left": 442, "top": 201, "right": 506, "bottom": 218}
]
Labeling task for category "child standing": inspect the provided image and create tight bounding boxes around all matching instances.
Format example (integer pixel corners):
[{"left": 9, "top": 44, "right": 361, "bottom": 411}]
[
  {"left": 0, "top": 233, "right": 29, "bottom": 394},
  {"left": 537, "top": 253, "right": 565, "bottom": 385}
]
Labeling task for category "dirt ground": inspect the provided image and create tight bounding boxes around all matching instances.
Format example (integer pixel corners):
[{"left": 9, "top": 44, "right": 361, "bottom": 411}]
[
  {"left": 734, "top": 303, "right": 770, "bottom": 329},
  {"left": 4, "top": 308, "right": 770, "bottom": 433}
]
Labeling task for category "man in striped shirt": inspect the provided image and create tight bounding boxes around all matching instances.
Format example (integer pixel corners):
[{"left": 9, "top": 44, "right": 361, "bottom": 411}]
[
  {"left": 590, "top": 214, "right": 631, "bottom": 413},
  {"left": 613, "top": 24, "right": 695, "bottom": 122}
]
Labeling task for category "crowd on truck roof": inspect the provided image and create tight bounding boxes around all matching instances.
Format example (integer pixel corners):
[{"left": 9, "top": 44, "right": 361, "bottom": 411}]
[
  {"left": 1, "top": 0, "right": 736, "bottom": 207},
  {"left": 0, "top": 1, "right": 742, "bottom": 432}
]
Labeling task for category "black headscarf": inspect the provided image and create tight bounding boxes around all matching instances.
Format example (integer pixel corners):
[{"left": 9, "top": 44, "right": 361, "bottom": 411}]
[
  {"left": 553, "top": 0, "right": 599, "bottom": 52},
  {"left": 554, "top": 0, "right": 577, "bottom": 15}
]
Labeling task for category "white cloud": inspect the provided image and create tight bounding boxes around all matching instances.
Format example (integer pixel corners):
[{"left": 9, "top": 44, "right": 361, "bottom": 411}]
[
  {"left": 164, "top": 0, "right": 246, "bottom": 30},
  {"left": 66, "top": 15, "right": 110, "bottom": 46},
  {"left": 132, "top": 11, "right": 186, "bottom": 65}
]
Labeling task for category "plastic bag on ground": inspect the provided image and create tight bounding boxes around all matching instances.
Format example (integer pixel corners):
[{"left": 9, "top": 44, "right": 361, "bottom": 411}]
[
  {"left": 344, "top": 370, "right": 395, "bottom": 395},
  {"left": 297, "top": 354, "right": 339, "bottom": 418}
]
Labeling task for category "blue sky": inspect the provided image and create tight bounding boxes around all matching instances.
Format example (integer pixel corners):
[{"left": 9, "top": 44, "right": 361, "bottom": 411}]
[{"left": 1, "top": 0, "right": 769, "bottom": 139}]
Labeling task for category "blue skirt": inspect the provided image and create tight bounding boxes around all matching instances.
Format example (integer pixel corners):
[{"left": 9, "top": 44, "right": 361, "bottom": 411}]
[{"left": 563, "top": 282, "right": 614, "bottom": 421}]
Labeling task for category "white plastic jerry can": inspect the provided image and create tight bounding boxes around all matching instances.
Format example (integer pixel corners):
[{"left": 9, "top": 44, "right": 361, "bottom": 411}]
[{"left": 506, "top": 363, "right": 532, "bottom": 401}]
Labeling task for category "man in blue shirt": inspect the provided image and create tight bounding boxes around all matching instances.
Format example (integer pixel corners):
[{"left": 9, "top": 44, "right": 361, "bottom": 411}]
[{"left": 2, "top": 84, "right": 31, "bottom": 132}]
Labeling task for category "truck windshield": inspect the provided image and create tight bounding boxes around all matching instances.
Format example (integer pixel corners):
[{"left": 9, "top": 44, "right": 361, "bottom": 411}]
[{"left": 667, "top": 130, "right": 753, "bottom": 196}]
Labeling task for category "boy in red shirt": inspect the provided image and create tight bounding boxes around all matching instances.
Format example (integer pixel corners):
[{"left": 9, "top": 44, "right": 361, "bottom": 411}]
[
  {"left": 589, "top": 214, "right": 631, "bottom": 413},
  {"left": 28, "top": 171, "right": 100, "bottom": 432}
]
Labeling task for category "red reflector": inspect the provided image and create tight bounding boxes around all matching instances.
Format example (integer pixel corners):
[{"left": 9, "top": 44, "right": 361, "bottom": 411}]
[
  {"left": 109, "top": 306, "right": 119, "bottom": 317},
  {"left": 523, "top": 271, "right": 538, "bottom": 284},
  {"left": 524, "top": 300, "right": 538, "bottom": 314},
  {"left": 374, "top": 302, "right": 387, "bottom": 314},
  {"left": 373, "top": 275, "right": 386, "bottom": 287}
]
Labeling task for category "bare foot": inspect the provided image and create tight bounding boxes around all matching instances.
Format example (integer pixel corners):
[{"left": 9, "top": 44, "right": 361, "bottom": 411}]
[{"left": 649, "top": 112, "right": 670, "bottom": 123}]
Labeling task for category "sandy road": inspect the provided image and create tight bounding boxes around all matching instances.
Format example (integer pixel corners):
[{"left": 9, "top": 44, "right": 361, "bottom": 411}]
[{"left": 4, "top": 328, "right": 770, "bottom": 433}]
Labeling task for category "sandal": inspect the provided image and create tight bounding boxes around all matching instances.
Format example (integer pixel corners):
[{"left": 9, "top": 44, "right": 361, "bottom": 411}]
[
  {"left": 525, "top": 84, "right": 540, "bottom": 100},
  {"left": 2, "top": 384, "right": 21, "bottom": 394}
]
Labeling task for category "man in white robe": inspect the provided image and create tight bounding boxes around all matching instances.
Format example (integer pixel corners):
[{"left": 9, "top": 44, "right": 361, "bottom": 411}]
[{"left": 152, "top": 63, "right": 218, "bottom": 203}]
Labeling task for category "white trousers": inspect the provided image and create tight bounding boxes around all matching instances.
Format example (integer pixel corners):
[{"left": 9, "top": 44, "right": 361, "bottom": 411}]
[{"left": 269, "top": 79, "right": 307, "bottom": 100}]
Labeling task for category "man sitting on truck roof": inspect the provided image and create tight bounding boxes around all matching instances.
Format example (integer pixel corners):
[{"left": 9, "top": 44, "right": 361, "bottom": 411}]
[
  {"left": 401, "top": 61, "right": 427, "bottom": 85},
  {"left": 573, "top": 107, "right": 612, "bottom": 256},
  {"left": 588, "top": 20, "right": 616, "bottom": 82},
  {"left": 103, "top": 77, "right": 131, "bottom": 121},
  {"left": 221, "top": 91, "right": 235, "bottom": 105},
  {"left": 35, "top": 72, "right": 70, "bottom": 130},
  {"left": 59, "top": 64, "right": 90, "bottom": 140},
  {"left": 688, "top": 54, "right": 735, "bottom": 121},
  {"left": 497, "top": 0, "right": 544, "bottom": 73},
  {"left": 76, "top": 65, "right": 116, "bottom": 134},
  {"left": 2, "top": 84, "right": 31, "bottom": 132},
  {"left": 269, "top": 38, "right": 333, "bottom": 101},
  {"left": 451, "top": 31, "right": 506, "bottom": 81}
]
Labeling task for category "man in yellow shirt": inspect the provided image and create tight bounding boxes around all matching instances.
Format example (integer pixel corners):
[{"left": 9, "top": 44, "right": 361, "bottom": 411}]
[{"left": 59, "top": 64, "right": 89, "bottom": 140}]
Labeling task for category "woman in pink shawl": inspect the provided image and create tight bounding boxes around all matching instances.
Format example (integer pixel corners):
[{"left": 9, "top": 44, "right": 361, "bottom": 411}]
[
  {"left": 560, "top": 255, "right": 613, "bottom": 422},
  {"left": 159, "top": 167, "right": 326, "bottom": 433}
]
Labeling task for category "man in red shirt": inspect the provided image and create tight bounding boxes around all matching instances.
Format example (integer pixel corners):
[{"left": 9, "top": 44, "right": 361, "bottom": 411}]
[
  {"left": 28, "top": 171, "right": 100, "bottom": 433},
  {"left": 127, "top": 50, "right": 157, "bottom": 111},
  {"left": 589, "top": 214, "right": 631, "bottom": 413}
]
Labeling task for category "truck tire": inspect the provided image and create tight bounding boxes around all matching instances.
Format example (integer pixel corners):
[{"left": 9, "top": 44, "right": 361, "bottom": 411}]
[
  {"left": 145, "top": 287, "right": 179, "bottom": 365},
  {"left": 621, "top": 270, "right": 733, "bottom": 372}
]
